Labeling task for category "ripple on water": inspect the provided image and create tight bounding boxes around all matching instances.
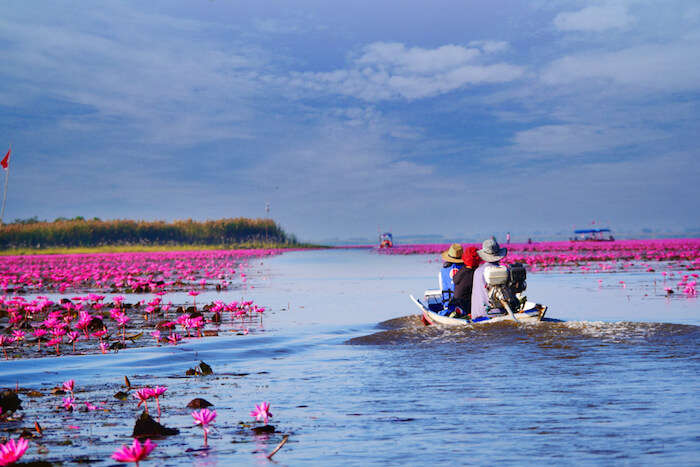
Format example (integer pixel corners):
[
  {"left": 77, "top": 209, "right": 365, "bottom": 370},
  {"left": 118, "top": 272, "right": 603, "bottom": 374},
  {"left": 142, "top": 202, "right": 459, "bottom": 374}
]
[{"left": 348, "top": 315, "right": 700, "bottom": 353}]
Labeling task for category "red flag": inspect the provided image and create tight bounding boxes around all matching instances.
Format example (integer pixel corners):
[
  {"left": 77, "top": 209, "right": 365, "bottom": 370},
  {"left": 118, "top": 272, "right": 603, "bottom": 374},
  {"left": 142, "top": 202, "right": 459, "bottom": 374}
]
[{"left": 0, "top": 149, "right": 9, "bottom": 170}]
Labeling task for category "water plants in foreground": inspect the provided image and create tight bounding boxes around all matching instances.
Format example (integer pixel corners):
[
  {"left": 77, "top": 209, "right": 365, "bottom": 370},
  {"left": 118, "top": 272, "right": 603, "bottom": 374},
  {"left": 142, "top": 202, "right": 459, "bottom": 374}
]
[
  {"left": 250, "top": 401, "right": 273, "bottom": 425},
  {"left": 0, "top": 295, "right": 268, "bottom": 360},
  {"left": 4, "top": 375, "right": 286, "bottom": 464},
  {"left": 0, "top": 437, "right": 29, "bottom": 466},
  {"left": 192, "top": 408, "right": 217, "bottom": 447}
]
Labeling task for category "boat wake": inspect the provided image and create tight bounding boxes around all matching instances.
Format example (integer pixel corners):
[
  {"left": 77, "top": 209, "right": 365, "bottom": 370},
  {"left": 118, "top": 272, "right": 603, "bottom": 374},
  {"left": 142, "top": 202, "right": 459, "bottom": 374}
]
[{"left": 347, "top": 316, "right": 700, "bottom": 350}]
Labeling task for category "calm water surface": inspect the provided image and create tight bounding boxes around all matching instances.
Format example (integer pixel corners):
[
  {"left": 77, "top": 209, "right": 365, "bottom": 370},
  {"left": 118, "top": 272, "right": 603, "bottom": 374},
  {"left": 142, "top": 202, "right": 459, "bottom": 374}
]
[{"left": 2, "top": 249, "right": 698, "bottom": 465}]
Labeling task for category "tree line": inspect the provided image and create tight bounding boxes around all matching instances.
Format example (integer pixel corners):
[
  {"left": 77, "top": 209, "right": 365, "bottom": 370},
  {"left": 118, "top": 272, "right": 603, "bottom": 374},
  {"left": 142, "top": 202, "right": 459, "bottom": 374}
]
[{"left": 0, "top": 217, "right": 297, "bottom": 248}]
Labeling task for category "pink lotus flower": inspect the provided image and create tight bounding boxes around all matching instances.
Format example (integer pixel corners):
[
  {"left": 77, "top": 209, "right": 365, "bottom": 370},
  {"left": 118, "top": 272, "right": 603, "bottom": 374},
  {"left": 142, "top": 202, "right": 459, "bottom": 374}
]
[
  {"left": 115, "top": 314, "right": 130, "bottom": 327},
  {"left": 134, "top": 388, "right": 153, "bottom": 413},
  {"left": 91, "top": 330, "right": 107, "bottom": 340},
  {"left": 47, "top": 337, "right": 61, "bottom": 355},
  {"left": 192, "top": 408, "right": 217, "bottom": 446},
  {"left": 151, "top": 386, "right": 167, "bottom": 418},
  {"left": 63, "top": 379, "right": 75, "bottom": 394},
  {"left": 62, "top": 396, "right": 76, "bottom": 411},
  {"left": 250, "top": 401, "right": 272, "bottom": 425},
  {"left": 85, "top": 401, "right": 101, "bottom": 411},
  {"left": 11, "top": 330, "right": 25, "bottom": 342},
  {"left": 0, "top": 437, "right": 29, "bottom": 465},
  {"left": 150, "top": 330, "right": 161, "bottom": 343},
  {"left": 67, "top": 331, "right": 80, "bottom": 351},
  {"left": 167, "top": 333, "right": 182, "bottom": 345},
  {"left": 0, "top": 336, "right": 14, "bottom": 359},
  {"left": 111, "top": 438, "right": 156, "bottom": 465}
]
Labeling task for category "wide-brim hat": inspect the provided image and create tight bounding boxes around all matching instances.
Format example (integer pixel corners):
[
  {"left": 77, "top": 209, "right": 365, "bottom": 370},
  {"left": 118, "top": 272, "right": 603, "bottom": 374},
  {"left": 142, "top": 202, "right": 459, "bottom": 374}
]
[
  {"left": 441, "top": 243, "right": 464, "bottom": 263},
  {"left": 477, "top": 238, "right": 507, "bottom": 262}
]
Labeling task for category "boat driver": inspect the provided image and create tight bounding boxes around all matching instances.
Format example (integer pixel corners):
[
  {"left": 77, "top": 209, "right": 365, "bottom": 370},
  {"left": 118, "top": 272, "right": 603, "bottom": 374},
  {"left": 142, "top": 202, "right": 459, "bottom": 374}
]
[{"left": 470, "top": 238, "right": 508, "bottom": 321}]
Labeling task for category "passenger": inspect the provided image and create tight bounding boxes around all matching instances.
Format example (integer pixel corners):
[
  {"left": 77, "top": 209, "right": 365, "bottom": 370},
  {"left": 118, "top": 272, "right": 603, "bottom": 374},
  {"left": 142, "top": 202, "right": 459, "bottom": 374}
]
[
  {"left": 470, "top": 238, "right": 508, "bottom": 320},
  {"left": 438, "top": 243, "right": 464, "bottom": 316},
  {"left": 448, "top": 246, "right": 481, "bottom": 317}
]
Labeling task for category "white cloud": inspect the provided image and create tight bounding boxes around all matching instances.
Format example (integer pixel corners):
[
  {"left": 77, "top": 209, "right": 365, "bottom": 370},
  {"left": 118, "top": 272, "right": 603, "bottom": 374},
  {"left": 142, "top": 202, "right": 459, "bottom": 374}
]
[
  {"left": 236, "top": 119, "right": 438, "bottom": 237},
  {"left": 541, "top": 39, "right": 700, "bottom": 91},
  {"left": 356, "top": 43, "right": 481, "bottom": 73},
  {"left": 0, "top": 11, "right": 265, "bottom": 146},
  {"left": 468, "top": 40, "right": 509, "bottom": 53},
  {"left": 512, "top": 124, "right": 666, "bottom": 156},
  {"left": 287, "top": 41, "right": 524, "bottom": 101},
  {"left": 554, "top": 4, "right": 634, "bottom": 31}
]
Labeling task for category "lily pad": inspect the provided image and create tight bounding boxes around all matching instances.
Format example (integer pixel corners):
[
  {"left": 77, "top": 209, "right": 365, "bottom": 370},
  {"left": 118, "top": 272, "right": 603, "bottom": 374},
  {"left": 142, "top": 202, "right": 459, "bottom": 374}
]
[
  {"left": 198, "top": 361, "right": 213, "bottom": 375},
  {"left": 0, "top": 390, "right": 22, "bottom": 413},
  {"left": 132, "top": 411, "right": 179, "bottom": 438},
  {"left": 186, "top": 398, "right": 213, "bottom": 409},
  {"left": 251, "top": 425, "right": 275, "bottom": 434}
]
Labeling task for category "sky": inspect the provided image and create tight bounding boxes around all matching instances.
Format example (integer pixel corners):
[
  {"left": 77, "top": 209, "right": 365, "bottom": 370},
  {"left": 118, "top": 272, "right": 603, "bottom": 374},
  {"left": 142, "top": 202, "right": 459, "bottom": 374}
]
[{"left": 0, "top": 0, "right": 699, "bottom": 243}]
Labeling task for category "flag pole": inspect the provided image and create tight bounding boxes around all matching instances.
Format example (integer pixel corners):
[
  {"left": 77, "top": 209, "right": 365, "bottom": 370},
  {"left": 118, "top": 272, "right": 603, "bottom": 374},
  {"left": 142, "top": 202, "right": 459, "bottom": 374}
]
[{"left": 0, "top": 144, "right": 10, "bottom": 226}]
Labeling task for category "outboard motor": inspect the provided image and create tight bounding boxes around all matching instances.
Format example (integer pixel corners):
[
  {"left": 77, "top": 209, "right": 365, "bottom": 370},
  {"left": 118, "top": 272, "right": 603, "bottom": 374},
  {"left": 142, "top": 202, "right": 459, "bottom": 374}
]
[{"left": 484, "top": 263, "right": 527, "bottom": 313}]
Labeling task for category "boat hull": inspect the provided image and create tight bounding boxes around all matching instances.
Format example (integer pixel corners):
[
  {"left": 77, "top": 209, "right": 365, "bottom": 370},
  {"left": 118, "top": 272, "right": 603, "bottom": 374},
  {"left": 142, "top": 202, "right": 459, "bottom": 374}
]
[{"left": 409, "top": 295, "right": 547, "bottom": 325}]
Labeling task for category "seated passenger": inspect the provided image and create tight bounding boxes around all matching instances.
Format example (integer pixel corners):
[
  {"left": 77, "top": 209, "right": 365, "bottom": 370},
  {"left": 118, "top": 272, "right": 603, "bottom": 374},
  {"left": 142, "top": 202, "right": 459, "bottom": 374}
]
[
  {"left": 471, "top": 238, "right": 508, "bottom": 320},
  {"left": 438, "top": 244, "right": 464, "bottom": 316},
  {"left": 448, "top": 246, "right": 481, "bottom": 318}
]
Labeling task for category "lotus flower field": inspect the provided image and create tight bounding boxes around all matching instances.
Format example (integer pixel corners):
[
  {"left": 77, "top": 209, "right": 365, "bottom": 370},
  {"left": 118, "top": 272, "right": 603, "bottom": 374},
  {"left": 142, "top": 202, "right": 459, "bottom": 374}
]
[
  {"left": 0, "top": 249, "right": 284, "bottom": 360},
  {"left": 0, "top": 248, "right": 291, "bottom": 464},
  {"left": 0, "top": 249, "right": 287, "bottom": 294},
  {"left": 376, "top": 238, "right": 700, "bottom": 297}
]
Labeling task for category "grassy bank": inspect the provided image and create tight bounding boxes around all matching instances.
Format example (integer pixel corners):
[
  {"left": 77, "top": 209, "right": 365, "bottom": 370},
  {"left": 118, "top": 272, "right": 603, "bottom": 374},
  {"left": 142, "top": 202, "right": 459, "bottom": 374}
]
[
  {"left": 0, "top": 217, "right": 308, "bottom": 250},
  {"left": 0, "top": 242, "right": 324, "bottom": 256}
]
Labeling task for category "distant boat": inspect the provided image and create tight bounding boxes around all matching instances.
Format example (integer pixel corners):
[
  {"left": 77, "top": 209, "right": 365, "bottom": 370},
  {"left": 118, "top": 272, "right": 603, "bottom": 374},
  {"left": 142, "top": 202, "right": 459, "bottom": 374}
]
[
  {"left": 379, "top": 232, "right": 394, "bottom": 248},
  {"left": 570, "top": 228, "right": 615, "bottom": 242}
]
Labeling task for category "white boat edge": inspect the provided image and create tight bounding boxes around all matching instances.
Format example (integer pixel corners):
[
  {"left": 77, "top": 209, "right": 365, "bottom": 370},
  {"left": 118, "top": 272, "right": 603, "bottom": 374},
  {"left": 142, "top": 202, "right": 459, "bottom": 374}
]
[{"left": 409, "top": 294, "right": 548, "bottom": 325}]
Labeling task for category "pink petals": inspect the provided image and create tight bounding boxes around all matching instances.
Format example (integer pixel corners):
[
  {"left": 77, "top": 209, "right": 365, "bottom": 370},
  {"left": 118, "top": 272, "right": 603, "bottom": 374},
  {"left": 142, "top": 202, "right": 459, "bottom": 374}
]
[
  {"left": 0, "top": 249, "right": 281, "bottom": 295},
  {"left": 0, "top": 437, "right": 29, "bottom": 466},
  {"left": 62, "top": 379, "right": 75, "bottom": 394},
  {"left": 62, "top": 396, "right": 76, "bottom": 411},
  {"left": 111, "top": 438, "right": 156, "bottom": 464},
  {"left": 192, "top": 408, "right": 217, "bottom": 446},
  {"left": 250, "top": 401, "right": 272, "bottom": 425},
  {"left": 134, "top": 389, "right": 153, "bottom": 413},
  {"left": 376, "top": 239, "right": 700, "bottom": 270}
]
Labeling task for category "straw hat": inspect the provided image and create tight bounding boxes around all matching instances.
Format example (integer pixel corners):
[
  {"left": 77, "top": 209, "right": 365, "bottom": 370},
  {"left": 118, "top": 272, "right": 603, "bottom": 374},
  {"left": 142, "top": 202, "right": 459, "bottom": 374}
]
[
  {"left": 477, "top": 238, "right": 507, "bottom": 262},
  {"left": 441, "top": 243, "right": 464, "bottom": 263}
]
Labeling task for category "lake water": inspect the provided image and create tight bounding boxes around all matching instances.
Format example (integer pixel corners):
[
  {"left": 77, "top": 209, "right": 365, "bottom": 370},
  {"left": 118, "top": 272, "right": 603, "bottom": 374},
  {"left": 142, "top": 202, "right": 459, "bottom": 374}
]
[{"left": 1, "top": 249, "right": 698, "bottom": 465}]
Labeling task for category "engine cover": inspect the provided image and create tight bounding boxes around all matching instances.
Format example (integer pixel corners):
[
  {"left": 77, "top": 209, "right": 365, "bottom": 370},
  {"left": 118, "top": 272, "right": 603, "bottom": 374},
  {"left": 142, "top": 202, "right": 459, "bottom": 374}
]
[{"left": 484, "top": 265, "right": 509, "bottom": 286}]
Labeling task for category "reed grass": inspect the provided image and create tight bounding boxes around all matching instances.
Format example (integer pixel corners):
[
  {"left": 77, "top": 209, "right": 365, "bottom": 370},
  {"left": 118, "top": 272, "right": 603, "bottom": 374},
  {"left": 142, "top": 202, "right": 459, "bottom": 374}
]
[
  {"left": 0, "top": 242, "right": 323, "bottom": 256},
  {"left": 0, "top": 217, "right": 311, "bottom": 251}
]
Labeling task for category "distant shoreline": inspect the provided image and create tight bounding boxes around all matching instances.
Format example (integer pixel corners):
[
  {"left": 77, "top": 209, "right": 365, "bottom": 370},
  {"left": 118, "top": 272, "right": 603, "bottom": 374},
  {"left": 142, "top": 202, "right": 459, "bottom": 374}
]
[
  {"left": 0, "top": 217, "right": 312, "bottom": 252},
  {"left": 0, "top": 242, "right": 325, "bottom": 256}
]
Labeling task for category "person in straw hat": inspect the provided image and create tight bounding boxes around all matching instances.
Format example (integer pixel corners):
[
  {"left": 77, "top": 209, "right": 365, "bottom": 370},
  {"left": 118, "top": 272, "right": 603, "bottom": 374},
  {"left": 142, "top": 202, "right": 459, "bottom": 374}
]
[
  {"left": 470, "top": 237, "right": 508, "bottom": 320},
  {"left": 437, "top": 243, "right": 464, "bottom": 316}
]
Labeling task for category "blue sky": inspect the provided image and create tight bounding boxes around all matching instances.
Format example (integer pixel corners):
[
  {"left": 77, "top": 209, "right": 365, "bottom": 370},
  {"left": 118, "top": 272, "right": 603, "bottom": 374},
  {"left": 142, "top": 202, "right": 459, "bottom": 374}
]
[{"left": 1, "top": 0, "right": 699, "bottom": 242}]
